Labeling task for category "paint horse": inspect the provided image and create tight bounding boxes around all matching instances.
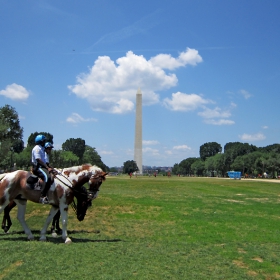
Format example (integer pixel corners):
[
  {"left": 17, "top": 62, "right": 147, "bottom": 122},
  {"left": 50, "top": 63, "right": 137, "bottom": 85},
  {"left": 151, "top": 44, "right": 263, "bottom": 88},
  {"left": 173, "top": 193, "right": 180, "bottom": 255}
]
[
  {"left": 0, "top": 164, "right": 107, "bottom": 243},
  {"left": 1, "top": 168, "right": 107, "bottom": 236}
]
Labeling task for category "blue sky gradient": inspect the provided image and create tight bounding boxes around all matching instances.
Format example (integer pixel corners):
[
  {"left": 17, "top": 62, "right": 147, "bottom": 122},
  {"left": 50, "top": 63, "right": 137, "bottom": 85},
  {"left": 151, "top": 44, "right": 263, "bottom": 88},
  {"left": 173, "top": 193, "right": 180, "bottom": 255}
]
[{"left": 1, "top": 0, "right": 279, "bottom": 167}]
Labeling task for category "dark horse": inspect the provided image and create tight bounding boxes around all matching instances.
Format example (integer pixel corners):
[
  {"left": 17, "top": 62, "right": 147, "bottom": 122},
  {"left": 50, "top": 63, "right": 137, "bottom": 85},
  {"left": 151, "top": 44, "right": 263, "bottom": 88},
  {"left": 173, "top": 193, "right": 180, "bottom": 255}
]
[{"left": 0, "top": 164, "right": 107, "bottom": 243}]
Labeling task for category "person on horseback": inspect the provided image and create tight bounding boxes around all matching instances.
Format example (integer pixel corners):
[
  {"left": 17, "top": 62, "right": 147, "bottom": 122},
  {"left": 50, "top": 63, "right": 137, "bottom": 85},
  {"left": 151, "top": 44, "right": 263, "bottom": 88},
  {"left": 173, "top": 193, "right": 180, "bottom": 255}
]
[
  {"left": 31, "top": 135, "right": 53, "bottom": 204},
  {"left": 44, "top": 142, "right": 54, "bottom": 169}
]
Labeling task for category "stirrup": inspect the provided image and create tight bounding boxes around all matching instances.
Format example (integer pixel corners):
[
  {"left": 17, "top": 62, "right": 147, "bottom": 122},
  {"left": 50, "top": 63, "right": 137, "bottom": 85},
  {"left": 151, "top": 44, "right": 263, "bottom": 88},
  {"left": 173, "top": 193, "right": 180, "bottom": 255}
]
[{"left": 39, "top": 196, "right": 49, "bottom": 204}]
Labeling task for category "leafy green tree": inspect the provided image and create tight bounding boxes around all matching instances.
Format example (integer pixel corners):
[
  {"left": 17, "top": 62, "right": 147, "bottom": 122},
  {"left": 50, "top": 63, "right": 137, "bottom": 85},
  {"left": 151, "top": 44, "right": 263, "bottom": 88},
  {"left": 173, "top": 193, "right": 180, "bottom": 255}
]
[
  {"left": 0, "top": 105, "right": 24, "bottom": 169},
  {"left": 62, "top": 138, "right": 85, "bottom": 164},
  {"left": 191, "top": 159, "right": 205, "bottom": 176},
  {"left": 13, "top": 146, "right": 32, "bottom": 170},
  {"left": 205, "top": 156, "right": 215, "bottom": 176},
  {"left": 179, "top": 158, "right": 197, "bottom": 175},
  {"left": 123, "top": 160, "right": 138, "bottom": 174},
  {"left": 27, "top": 132, "right": 53, "bottom": 147},
  {"left": 212, "top": 153, "right": 227, "bottom": 177},
  {"left": 265, "top": 152, "right": 280, "bottom": 178},
  {"left": 172, "top": 163, "right": 182, "bottom": 175},
  {"left": 82, "top": 145, "right": 108, "bottom": 171},
  {"left": 224, "top": 142, "right": 257, "bottom": 170},
  {"left": 51, "top": 150, "right": 79, "bottom": 168},
  {"left": 199, "top": 142, "right": 222, "bottom": 161}
]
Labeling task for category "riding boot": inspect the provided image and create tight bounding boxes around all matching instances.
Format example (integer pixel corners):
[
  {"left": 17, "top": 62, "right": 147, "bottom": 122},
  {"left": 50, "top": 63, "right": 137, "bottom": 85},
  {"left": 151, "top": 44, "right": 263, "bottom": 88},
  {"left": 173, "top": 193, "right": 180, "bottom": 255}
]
[{"left": 39, "top": 181, "right": 49, "bottom": 204}]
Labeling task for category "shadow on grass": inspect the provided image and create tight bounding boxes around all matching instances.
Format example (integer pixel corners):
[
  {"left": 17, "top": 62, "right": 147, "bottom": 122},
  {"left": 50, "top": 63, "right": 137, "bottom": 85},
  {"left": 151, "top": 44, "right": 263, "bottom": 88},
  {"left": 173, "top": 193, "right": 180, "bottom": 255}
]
[{"left": 0, "top": 230, "right": 123, "bottom": 243}]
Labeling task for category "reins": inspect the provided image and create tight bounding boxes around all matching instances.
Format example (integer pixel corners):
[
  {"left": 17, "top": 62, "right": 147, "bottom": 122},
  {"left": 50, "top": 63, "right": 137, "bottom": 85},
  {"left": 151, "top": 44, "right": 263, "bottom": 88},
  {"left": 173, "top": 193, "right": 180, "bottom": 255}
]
[{"left": 52, "top": 170, "right": 97, "bottom": 216}]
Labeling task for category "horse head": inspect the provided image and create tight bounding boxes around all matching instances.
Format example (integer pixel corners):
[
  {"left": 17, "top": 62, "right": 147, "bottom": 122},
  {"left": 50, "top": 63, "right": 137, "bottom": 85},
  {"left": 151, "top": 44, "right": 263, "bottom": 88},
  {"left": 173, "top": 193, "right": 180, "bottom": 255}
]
[
  {"left": 88, "top": 170, "right": 108, "bottom": 200},
  {"left": 61, "top": 164, "right": 107, "bottom": 221},
  {"left": 74, "top": 185, "right": 92, "bottom": 221}
]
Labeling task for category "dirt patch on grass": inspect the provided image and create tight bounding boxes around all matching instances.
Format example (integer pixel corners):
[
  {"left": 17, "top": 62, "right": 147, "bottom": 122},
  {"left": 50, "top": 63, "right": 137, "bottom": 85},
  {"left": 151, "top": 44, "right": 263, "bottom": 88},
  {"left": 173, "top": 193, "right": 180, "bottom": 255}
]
[
  {"left": 224, "top": 199, "right": 246, "bottom": 204},
  {"left": 0, "top": 260, "right": 23, "bottom": 280}
]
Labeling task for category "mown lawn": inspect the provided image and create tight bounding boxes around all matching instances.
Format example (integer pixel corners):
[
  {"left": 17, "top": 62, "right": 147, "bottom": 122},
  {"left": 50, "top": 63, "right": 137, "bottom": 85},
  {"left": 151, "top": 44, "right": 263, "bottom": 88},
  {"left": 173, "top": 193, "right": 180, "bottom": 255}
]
[{"left": 1, "top": 176, "right": 280, "bottom": 279}]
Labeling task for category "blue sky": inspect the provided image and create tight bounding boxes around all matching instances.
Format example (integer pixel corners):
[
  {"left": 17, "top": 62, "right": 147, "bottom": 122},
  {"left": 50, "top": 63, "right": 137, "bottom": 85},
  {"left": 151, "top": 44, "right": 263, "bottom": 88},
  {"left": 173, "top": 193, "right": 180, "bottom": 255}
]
[{"left": 1, "top": 0, "right": 280, "bottom": 168}]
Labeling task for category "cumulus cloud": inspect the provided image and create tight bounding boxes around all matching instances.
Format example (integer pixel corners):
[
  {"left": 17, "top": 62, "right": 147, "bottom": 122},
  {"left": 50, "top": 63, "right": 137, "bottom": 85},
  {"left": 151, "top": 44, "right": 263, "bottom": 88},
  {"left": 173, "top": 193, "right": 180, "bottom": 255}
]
[
  {"left": 68, "top": 48, "right": 202, "bottom": 114},
  {"left": 163, "top": 92, "right": 211, "bottom": 111},
  {"left": 0, "top": 83, "right": 30, "bottom": 101},
  {"left": 150, "top": 48, "right": 203, "bottom": 70},
  {"left": 143, "top": 140, "right": 159, "bottom": 145},
  {"left": 198, "top": 103, "right": 236, "bottom": 125},
  {"left": 66, "top": 113, "right": 97, "bottom": 124},
  {"left": 239, "top": 133, "right": 266, "bottom": 141}
]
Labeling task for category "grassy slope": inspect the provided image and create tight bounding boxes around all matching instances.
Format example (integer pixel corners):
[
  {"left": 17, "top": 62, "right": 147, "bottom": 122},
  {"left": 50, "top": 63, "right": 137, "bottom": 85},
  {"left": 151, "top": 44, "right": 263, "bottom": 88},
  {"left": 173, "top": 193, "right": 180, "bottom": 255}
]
[{"left": 1, "top": 176, "right": 280, "bottom": 279}]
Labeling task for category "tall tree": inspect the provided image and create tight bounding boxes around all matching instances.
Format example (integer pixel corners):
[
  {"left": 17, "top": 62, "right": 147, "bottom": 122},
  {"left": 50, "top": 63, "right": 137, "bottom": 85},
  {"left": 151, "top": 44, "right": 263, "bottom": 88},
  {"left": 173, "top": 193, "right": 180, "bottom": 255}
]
[
  {"left": 0, "top": 105, "right": 24, "bottom": 169},
  {"left": 62, "top": 138, "right": 85, "bottom": 164},
  {"left": 179, "top": 158, "right": 197, "bottom": 175},
  {"left": 199, "top": 142, "right": 222, "bottom": 161},
  {"left": 82, "top": 145, "right": 108, "bottom": 171},
  {"left": 123, "top": 160, "right": 138, "bottom": 174},
  {"left": 27, "top": 132, "right": 53, "bottom": 147}
]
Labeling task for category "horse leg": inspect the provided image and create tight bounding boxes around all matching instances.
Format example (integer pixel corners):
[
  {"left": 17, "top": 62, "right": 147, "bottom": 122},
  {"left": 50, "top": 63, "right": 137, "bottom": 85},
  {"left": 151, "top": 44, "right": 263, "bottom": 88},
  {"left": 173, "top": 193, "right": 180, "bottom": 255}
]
[
  {"left": 14, "top": 200, "right": 34, "bottom": 240},
  {"left": 2, "top": 201, "right": 16, "bottom": 233},
  {"left": 59, "top": 204, "right": 71, "bottom": 244},
  {"left": 50, "top": 209, "right": 61, "bottom": 237},
  {"left": 40, "top": 206, "right": 58, "bottom": 241},
  {"left": 51, "top": 210, "right": 62, "bottom": 235}
]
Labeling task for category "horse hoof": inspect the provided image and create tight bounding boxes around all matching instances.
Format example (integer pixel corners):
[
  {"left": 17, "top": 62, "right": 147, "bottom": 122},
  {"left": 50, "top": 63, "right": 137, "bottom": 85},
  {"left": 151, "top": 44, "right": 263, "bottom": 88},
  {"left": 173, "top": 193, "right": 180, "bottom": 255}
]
[
  {"left": 65, "top": 237, "right": 72, "bottom": 244},
  {"left": 51, "top": 232, "right": 58, "bottom": 238},
  {"left": 28, "top": 236, "right": 35, "bottom": 241},
  {"left": 39, "top": 237, "right": 47, "bottom": 242},
  {"left": 3, "top": 227, "right": 9, "bottom": 233}
]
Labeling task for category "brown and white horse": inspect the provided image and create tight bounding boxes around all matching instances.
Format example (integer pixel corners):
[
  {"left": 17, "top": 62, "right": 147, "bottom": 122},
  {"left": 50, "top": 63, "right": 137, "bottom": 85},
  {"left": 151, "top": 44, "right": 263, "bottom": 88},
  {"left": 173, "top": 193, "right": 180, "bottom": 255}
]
[{"left": 0, "top": 164, "right": 107, "bottom": 243}]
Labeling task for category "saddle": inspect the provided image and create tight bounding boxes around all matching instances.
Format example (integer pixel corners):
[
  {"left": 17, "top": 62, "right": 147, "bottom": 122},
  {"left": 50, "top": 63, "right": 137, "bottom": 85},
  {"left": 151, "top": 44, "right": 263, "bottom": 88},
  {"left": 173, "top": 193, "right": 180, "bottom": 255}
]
[{"left": 26, "top": 174, "right": 55, "bottom": 190}]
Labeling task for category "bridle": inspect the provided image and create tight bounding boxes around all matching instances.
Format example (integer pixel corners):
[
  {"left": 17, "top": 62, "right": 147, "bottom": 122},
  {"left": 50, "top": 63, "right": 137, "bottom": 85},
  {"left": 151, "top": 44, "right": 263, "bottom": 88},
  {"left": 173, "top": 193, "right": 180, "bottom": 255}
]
[{"left": 53, "top": 170, "right": 101, "bottom": 216}]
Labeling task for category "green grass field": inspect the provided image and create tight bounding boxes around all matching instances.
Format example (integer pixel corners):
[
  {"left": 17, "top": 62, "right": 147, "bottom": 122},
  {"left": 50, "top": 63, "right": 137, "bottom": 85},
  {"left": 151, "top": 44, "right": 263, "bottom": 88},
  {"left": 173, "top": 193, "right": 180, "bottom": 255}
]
[{"left": 1, "top": 176, "right": 280, "bottom": 280}]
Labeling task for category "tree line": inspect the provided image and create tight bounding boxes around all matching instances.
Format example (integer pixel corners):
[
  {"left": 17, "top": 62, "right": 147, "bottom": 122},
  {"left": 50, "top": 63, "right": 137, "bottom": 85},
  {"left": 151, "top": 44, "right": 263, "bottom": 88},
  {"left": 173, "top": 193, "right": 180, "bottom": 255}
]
[
  {"left": 0, "top": 105, "right": 108, "bottom": 172},
  {"left": 172, "top": 141, "right": 280, "bottom": 178}
]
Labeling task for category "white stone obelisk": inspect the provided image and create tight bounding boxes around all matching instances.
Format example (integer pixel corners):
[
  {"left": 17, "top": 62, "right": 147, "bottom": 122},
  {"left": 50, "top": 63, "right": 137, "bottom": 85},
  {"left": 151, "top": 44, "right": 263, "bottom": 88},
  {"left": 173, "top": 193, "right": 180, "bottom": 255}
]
[{"left": 134, "top": 88, "right": 143, "bottom": 174}]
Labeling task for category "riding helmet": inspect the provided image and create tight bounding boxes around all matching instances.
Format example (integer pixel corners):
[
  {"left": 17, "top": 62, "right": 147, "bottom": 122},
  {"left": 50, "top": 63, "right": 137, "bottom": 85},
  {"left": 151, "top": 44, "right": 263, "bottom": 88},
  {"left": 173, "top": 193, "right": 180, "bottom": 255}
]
[{"left": 35, "top": 134, "right": 46, "bottom": 144}]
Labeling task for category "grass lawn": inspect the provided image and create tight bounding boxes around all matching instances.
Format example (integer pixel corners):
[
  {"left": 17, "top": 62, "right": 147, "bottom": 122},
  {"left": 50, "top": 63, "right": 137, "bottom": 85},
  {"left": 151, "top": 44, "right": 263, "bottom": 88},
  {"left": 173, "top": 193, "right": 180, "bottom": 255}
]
[{"left": 1, "top": 176, "right": 280, "bottom": 279}]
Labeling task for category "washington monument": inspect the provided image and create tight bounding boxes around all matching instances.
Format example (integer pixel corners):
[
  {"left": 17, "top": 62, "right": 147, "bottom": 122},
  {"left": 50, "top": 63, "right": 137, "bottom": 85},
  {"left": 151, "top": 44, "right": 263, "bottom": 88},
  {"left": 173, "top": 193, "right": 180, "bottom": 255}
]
[{"left": 134, "top": 88, "right": 143, "bottom": 174}]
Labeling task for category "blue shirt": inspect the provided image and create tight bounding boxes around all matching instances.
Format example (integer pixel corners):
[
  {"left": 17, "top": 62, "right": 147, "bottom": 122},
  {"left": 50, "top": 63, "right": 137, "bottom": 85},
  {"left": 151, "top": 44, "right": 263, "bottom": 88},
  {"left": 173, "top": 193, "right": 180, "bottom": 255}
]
[{"left": 31, "top": 145, "right": 46, "bottom": 165}]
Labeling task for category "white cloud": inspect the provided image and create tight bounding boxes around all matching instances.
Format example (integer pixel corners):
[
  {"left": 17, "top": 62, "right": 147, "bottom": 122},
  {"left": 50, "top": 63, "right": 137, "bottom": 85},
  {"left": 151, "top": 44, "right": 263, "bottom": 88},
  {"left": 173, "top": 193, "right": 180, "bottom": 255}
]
[
  {"left": 239, "top": 89, "right": 252, "bottom": 99},
  {"left": 143, "top": 140, "right": 159, "bottom": 145},
  {"left": 66, "top": 113, "right": 97, "bottom": 124},
  {"left": 143, "top": 147, "right": 160, "bottom": 155},
  {"left": 198, "top": 107, "right": 231, "bottom": 119},
  {"left": 239, "top": 133, "right": 266, "bottom": 141},
  {"left": 99, "top": 150, "right": 114, "bottom": 155},
  {"left": 173, "top": 145, "right": 191, "bottom": 150},
  {"left": 163, "top": 92, "right": 211, "bottom": 111},
  {"left": 0, "top": 83, "right": 30, "bottom": 101},
  {"left": 262, "top": 125, "right": 268, "bottom": 129},
  {"left": 68, "top": 48, "right": 202, "bottom": 114},
  {"left": 204, "top": 119, "right": 235, "bottom": 125},
  {"left": 198, "top": 102, "right": 236, "bottom": 125},
  {"left": 150, "top": 48, "right": 203, "bottom": 70}
]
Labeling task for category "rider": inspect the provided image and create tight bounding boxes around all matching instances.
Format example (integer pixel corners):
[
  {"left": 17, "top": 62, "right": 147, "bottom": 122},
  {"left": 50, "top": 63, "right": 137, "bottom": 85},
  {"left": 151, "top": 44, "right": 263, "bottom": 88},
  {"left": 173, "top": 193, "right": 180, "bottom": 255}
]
[
  {"left": 44, "top": 142, "right": 54, "bottom": 169},
  {"left": 31, "top": 135, "right": 53, "bottom": 204}
]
